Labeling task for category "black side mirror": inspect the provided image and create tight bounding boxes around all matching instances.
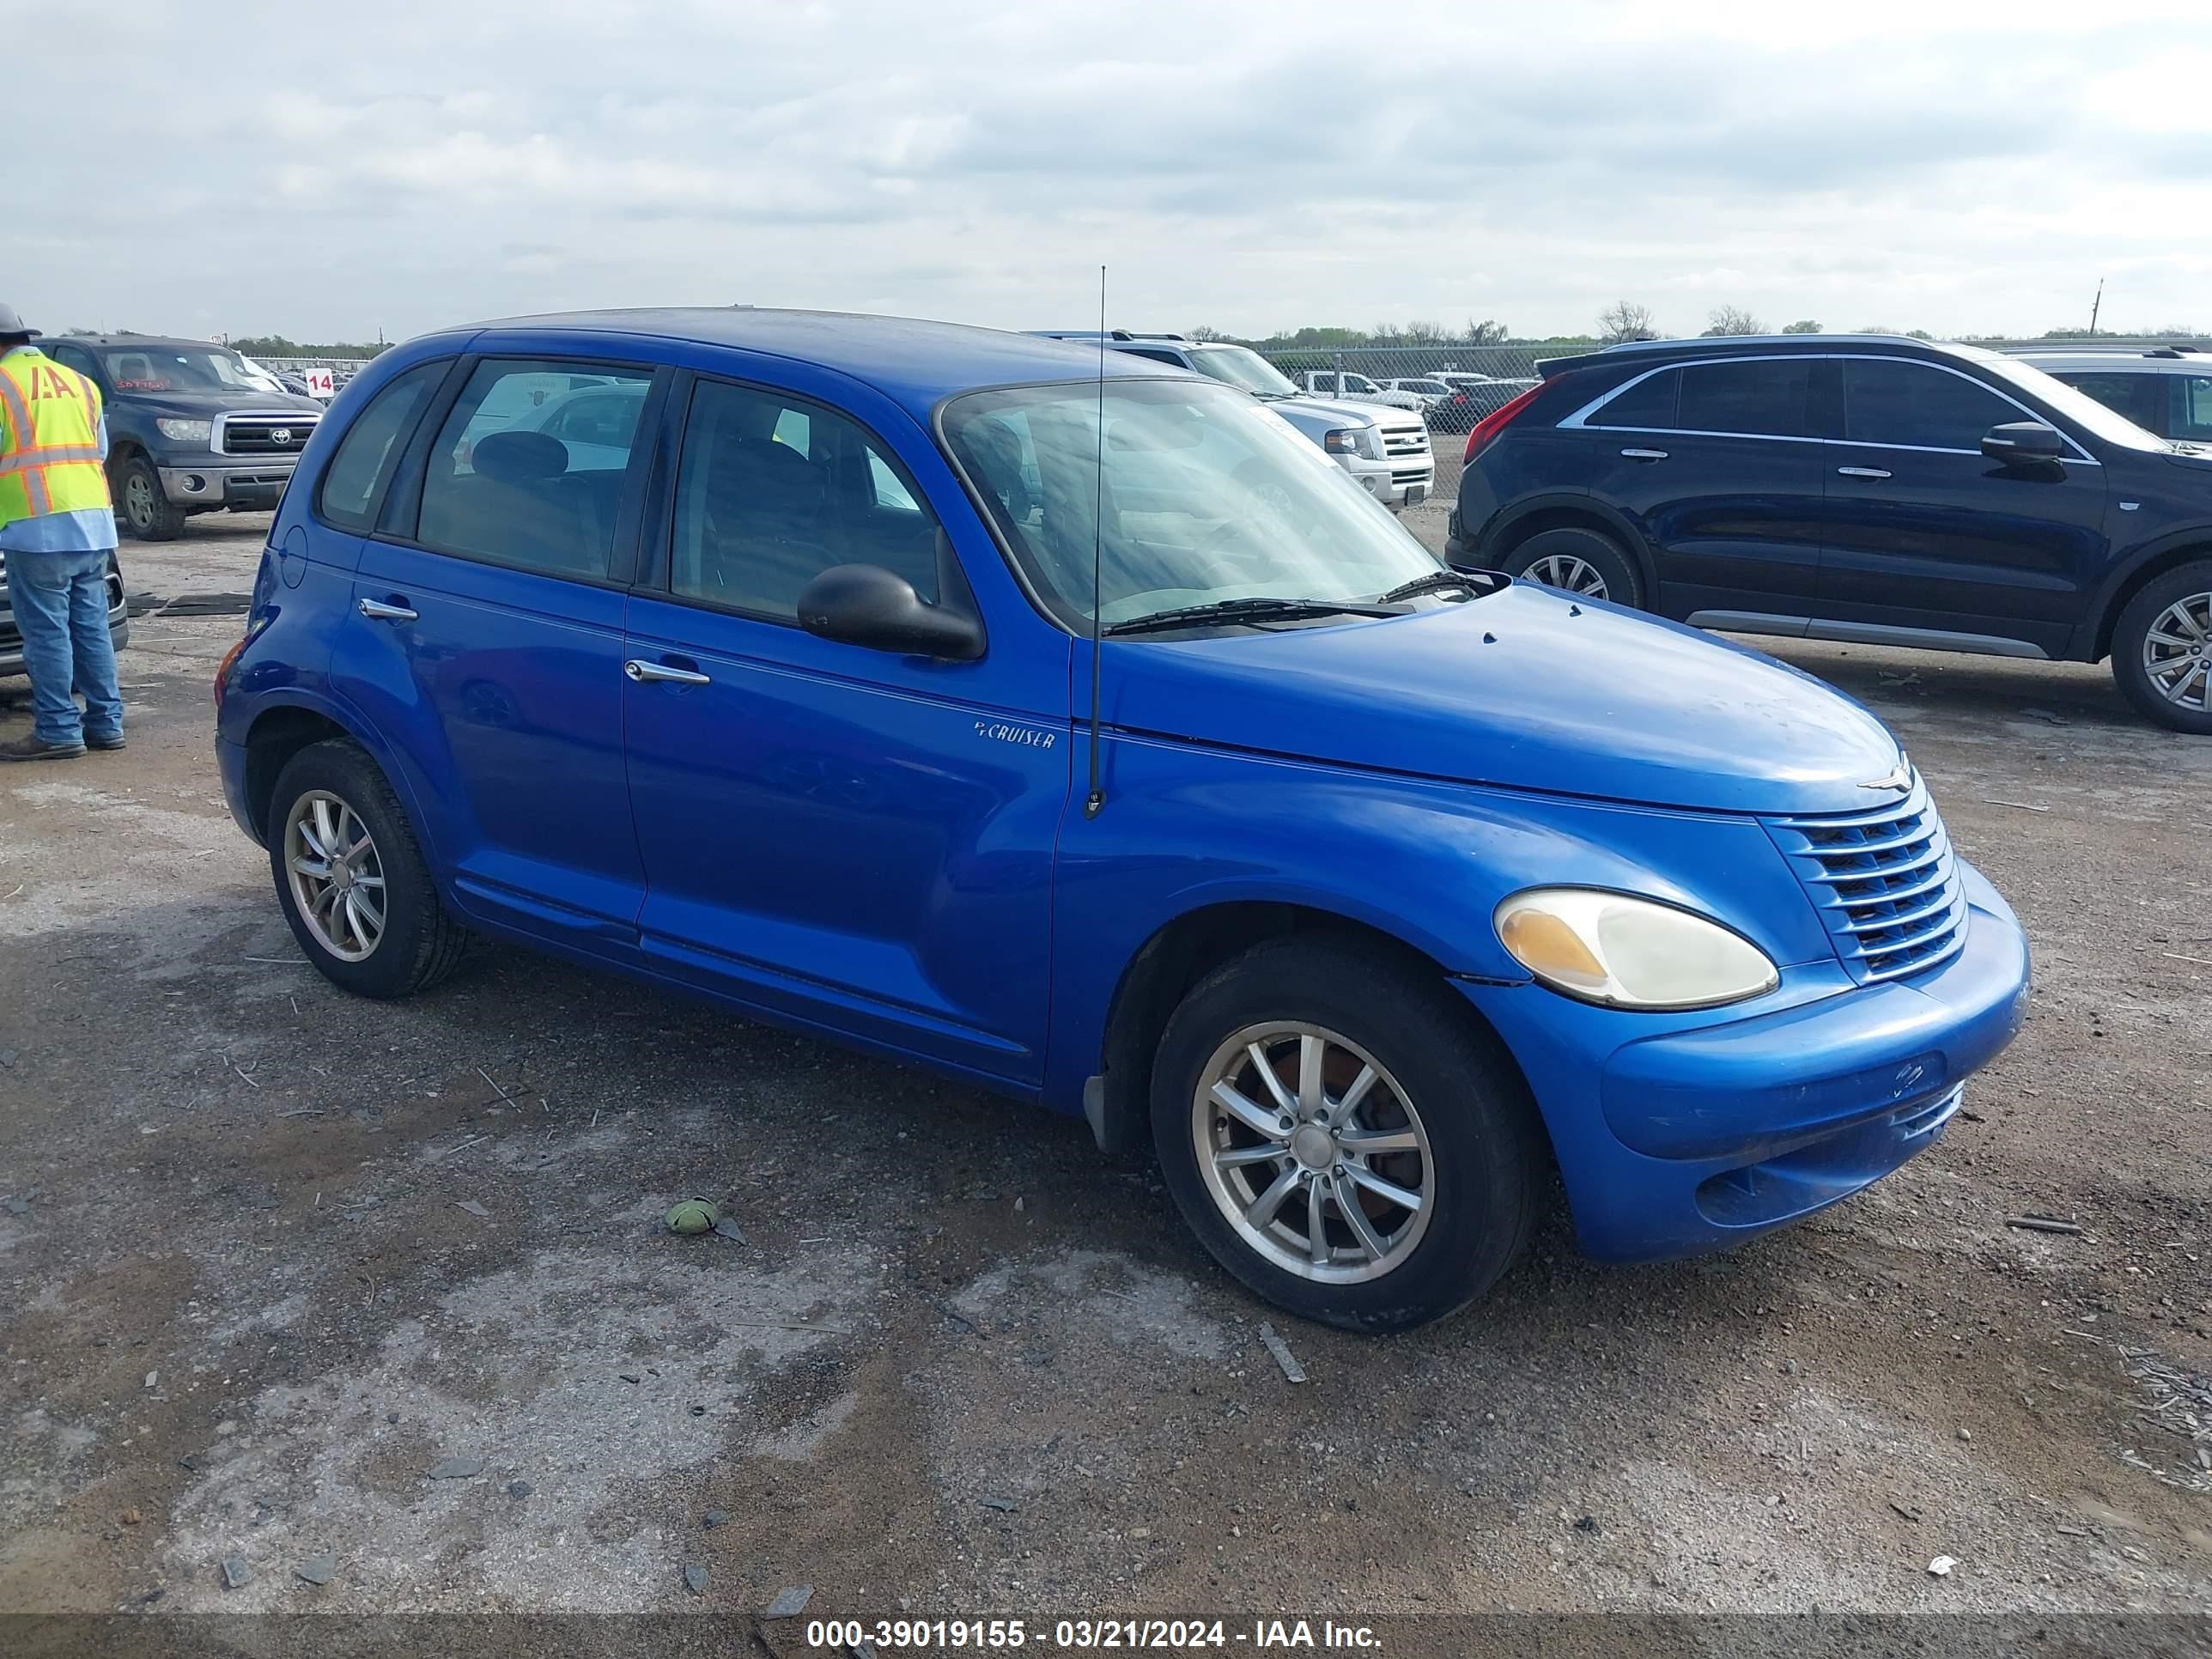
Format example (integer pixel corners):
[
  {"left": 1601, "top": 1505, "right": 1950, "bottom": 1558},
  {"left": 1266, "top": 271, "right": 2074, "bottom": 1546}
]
[
  {"left": 1982, "top": 422, "right": 2067, "bottom": 464},
  {"left": 797, "top": 563, "right": 985, "bottom": 661}
]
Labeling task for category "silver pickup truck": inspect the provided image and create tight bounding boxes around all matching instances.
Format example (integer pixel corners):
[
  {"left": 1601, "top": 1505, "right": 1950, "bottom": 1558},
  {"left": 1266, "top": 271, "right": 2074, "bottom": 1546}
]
[{"left": 1030, "top": 332, "right": 1436, "bottom": 510}]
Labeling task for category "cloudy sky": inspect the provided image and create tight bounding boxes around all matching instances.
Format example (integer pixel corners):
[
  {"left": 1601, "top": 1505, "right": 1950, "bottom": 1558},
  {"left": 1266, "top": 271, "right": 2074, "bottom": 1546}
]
[{"left": 14, "top": 0, "right": 2209, "bottom": 345}]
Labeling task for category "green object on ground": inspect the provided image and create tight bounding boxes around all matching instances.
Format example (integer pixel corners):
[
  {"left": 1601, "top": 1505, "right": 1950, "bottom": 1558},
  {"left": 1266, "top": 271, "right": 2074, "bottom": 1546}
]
[{"left": 665, "top": 1198, "right": 719, "bottom": 1235}]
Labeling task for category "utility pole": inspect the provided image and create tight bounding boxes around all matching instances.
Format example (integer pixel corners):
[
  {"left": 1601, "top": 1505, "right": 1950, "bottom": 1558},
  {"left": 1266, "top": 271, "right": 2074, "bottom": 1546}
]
[{"left": 2088, "top": 278, "right": 2104, "bottom": 337}]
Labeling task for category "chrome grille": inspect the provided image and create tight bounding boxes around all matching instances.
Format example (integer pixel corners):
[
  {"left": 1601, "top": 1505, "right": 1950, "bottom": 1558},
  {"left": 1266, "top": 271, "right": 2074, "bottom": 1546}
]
[
  {"left": 216, "top": 413, "right": 319, "bottom": 457},
  {"left": 1378, "top": 423, "right": 1431, "bottom": 459},
  {"left": 1763, "top": 773, "right": 1967, "bottom": 984}
]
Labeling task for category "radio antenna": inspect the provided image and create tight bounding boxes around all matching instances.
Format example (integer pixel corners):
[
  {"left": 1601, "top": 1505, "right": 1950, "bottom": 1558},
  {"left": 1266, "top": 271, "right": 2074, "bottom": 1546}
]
[{"left": 1083, "top": 264, "right": 1108, "bottom": 819}]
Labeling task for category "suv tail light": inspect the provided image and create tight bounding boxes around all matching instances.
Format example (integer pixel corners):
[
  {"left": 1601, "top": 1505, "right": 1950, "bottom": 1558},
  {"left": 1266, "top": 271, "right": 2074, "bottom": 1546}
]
[
  {"left": 1462, "top": 384, "right": 1546, "bottom": 464},
  {"left": 214, "top": 632, "right": 249, "bottom": 711}
]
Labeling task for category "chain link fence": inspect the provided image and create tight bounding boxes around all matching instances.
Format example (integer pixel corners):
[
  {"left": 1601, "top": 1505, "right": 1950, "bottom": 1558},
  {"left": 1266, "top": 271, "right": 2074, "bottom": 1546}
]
[{"left": 1257, "top": 344, "right": 1559, "bottom": 433}]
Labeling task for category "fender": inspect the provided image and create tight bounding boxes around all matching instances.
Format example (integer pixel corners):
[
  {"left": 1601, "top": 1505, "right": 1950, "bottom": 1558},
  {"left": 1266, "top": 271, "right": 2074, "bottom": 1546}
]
[
  {"left": 2070, "top": 520, "right": 2212, "bottom": 662},
  {"left": 232, "top": 685, "right": 445, "bottom": 872},
  {"left": 1038, "top": 738, "right": 1835, "bottom": 1118},
  {"left": 1475, "top": 490, "right": 1659, "bottom": 596}
]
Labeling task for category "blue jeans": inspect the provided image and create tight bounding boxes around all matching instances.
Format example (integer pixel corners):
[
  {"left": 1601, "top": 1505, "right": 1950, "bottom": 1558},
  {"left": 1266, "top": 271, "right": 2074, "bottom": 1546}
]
[{"left": 8, "top": 548, "right": 125, "bottom": 747}]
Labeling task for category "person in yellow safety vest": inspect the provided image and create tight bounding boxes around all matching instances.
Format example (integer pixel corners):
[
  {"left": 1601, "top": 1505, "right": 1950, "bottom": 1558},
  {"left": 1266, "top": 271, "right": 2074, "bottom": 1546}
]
[{"left": 0, "top": 302, "right": 125, "bottom": 762}]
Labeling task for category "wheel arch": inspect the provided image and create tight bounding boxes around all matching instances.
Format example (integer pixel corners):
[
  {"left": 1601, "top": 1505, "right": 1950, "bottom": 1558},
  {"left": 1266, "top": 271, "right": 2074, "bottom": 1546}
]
[
  {"left": 1478, "top": 495, "right": 1656, "bottom": 600},
  {"left": 1088, "top": 898, "right": 1531, "bottom": 1157},
  {"left": 2088, "top": 538, "right": 2212, "bottom": 662}
]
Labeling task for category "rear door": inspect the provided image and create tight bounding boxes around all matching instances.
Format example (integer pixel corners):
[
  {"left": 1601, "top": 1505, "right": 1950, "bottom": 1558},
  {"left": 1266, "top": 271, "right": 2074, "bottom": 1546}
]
[
  {"left": 1571, "top": 356, "right": 1826, "bottom": 621},
  {"left": 621, "top": 370, "right": 1066, "bottom": 1084},
  {"left": 1817, "top": 356, "right": 2109, "bottom": 657},
  {"left": 329, "top": 354, "right": 664, "bottom": 957}
]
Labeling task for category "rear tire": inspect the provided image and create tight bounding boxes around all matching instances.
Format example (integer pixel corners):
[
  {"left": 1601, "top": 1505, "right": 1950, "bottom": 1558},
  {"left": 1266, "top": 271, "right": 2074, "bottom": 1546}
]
[
  {"left": 266, "top": 739, "right": 469, "bottom": 999},
  {"left": 1150, "top": 937, "right": 1547, "bottom": 1332},
  {"left": 1502, "top": 525, "right": 1643, "bottom": 609},
  {"left": 2110, "top": 559, "right": 2212, "bottom": 733},
  {"left": 115, "top": 454, "right": 186, "bottom": 542}
]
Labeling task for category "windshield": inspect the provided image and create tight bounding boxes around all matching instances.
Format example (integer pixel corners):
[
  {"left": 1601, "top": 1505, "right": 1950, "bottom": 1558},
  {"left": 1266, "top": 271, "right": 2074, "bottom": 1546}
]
[
  {"left": 1187, "top": 345, "right": 1300, "bottom": 398},
  {"left": 943, "top": 380, "right": 1443, "bottom": 630},
  {"left": 1397, "top": 380, "right": 1449, "bottom": 395},
  {"left": 1978, "top": 356, "right": 2170, "bottom": 452},
  {"left": 99, "top": 345, "right": 283, "bottom": 395}
]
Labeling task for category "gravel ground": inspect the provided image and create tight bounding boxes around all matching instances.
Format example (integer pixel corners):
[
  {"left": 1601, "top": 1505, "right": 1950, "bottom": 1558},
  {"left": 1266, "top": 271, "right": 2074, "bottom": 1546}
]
[{"left": 2, "top": 496, "right": 2209, "bottom": 1625}]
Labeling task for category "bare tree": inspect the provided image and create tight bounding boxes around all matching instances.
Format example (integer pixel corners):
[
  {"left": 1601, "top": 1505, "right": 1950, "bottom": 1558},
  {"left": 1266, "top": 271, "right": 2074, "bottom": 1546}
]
[
  {"left": 1596, "top": 301, "right": 1658, "bottom": 344},
  {"left": 1401, "top": 319, "right": 1450, "bottom": 345},
  {"left": 1187, "top": 325, "right": 1226, "bottom": 342},
  {"left": 1465, "top": 319, "right": 1510, "bottom": 345},
  {"left": 1780, "top": 319, "right": 1823, "bottom": 334},
  {"left": 1700, "top": 305, "right": 1765, "bottom": 337}
]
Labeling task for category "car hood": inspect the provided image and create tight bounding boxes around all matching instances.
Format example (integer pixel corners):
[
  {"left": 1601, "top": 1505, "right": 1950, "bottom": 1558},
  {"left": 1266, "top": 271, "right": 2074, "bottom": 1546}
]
[
  {"left": 122, "top": 387, "right": 325, "bottom": 417},
  {"left": 1103, "top": 582, "right": 1907, "bottom": 816},
  {"left": 1259, "top": 395, "right": 1399, "bottom": 428}
]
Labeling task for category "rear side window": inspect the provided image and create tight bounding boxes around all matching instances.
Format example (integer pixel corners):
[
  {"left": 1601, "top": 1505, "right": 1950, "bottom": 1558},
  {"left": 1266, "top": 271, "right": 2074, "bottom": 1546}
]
[
  {"left": 1590, "top": 368, "right": 1680, "bottom": 429},
  {"left": 2057, "top": 371, "right": 2157, "bottom": 430},
  {"left": 413, "top": 359, "right": 653, "bottom": 577},
  {"left": 668, "top": 379, "right": 940, "bottom": 620},
  {"left": 1842, "top": 360, "right": 2014, "bottom": 452},
  {"left": 2168, "top": 374, "right": 2212, "bottom": 443},
  {"left": 1675, "top": 359, "right": 1810, "bottom": 438},
  {"left": 318, "top": 363, "right": 446, "bottom": 532}
]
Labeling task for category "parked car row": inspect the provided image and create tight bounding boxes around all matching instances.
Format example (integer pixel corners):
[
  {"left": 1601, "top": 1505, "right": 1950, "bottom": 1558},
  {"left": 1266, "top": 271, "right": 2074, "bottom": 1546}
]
[
  {"left": 1446, "top": 333, "right": 2212, "bottom": 731},
  {"left": 212, "top": 307, "right": 2032, "bottom": 1333}
]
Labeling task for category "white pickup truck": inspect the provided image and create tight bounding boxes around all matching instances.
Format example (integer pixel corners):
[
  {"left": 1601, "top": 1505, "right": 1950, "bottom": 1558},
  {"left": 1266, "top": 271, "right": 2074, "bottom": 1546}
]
[
  {"left": 1032, "top": 333, "right": 1435, "bottom": 510},
  {"left": 1294, "top": 370, "right": 1429, "bottom": 414}
]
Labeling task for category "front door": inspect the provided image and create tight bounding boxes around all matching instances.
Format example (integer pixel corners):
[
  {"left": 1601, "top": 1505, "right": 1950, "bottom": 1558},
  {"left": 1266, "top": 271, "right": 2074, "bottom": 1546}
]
[
  {"left": 331, "top": 355, "right": 660, "bottom": 954},
  {"left": 1576, "top": 355, "right": 1826, "bottom": 620},
  {"left": 1817, "top": 355, "right": 2109, "bottom": 658},
  {"left": 622, "top": 373, "right": 1064, "bottom": 1085}
]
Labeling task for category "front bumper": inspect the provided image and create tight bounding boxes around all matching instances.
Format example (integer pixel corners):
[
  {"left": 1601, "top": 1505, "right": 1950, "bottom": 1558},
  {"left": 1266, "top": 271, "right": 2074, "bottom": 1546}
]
[
  {"left": 159, "top": 463, "right": 295, "bottom": 510},
  {"left": 1337, "top": 452, "right": 1434, "bottom": 509},
  {"left": 1462, "top": 860, "right": 2031, "bottom": 1261}
]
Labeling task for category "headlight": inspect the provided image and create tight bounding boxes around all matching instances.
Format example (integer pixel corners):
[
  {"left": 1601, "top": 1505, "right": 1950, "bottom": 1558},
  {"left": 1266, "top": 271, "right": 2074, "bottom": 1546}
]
[
  {"left": 1323, "top": 428, "right": 1371, "bottom": 458},
  {"left": 155, "top": 418, "right": 213, "bottom": 444},
  {"left": 1495, "top": 888, "right": 1778, "bottom": 1011}
]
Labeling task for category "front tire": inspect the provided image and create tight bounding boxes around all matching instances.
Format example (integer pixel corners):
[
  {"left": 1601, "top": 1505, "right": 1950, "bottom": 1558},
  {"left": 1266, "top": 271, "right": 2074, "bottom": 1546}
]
[
  {"left": 266, "top": 739, "right": 469, "bottom": 999},
  {"left": 2111, "top": 560, "right": 2212, "bottom": 733},
  {"left": 1150, "top": 938, "right": 1547, "bottom": 1332},
  {"left": 115, "top": 454, "right": 186, "bottom": 542},
  {"left": 1502, "top": 525, "right": 1643, "bottom": 609}
]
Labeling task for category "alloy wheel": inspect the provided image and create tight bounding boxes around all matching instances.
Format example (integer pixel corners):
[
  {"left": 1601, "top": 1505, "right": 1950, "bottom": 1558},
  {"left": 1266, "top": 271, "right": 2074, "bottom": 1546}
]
[
  {"left": 2142, "top": 590, "right": 2212, "bottom": 712},
  {"left": 283, "top": 790, "right": 387, "bottom": 961},
  {"left": 124, "top": 471, "right": 155, "bottom": 531},
  {"left": 1527, "top": 552, "right": 1608, "bottom": 599},
  {"left": 1190, "top": 1022, "right": 1435, "bottom": 1284}
]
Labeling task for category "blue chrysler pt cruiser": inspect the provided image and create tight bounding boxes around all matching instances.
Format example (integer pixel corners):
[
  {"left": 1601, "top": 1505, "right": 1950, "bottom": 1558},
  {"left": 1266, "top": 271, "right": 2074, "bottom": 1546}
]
[{"left": 215, "top": 309, "right": 2031, "bottom": 1330}]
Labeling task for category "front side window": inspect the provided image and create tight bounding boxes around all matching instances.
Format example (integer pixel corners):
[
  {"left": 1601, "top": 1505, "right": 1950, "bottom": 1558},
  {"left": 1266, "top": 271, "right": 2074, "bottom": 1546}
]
[
  {"left": 943, "top": 379, "right": 1441, "bottom": 629},
  {"left": 2169, "top": 374, "right": 2212, "bottom": 442},
  {"left": 2055, "top": 371, "right": 2154, "bottom": 430},
  {"left": 668, "top": 380, "right": 940, "bottom": 619},
  {"left": 319, "top": 362, "right": 446, "bottom": 532},
  {"left": 414, "top": 359, "right": 652, "bottom": 577},
  {"left": 1674, "top": 359, "right": 1810, "bottom": 438},
  {"left": 1842, "top": 359, "right": 2014, "bottom": 451}
]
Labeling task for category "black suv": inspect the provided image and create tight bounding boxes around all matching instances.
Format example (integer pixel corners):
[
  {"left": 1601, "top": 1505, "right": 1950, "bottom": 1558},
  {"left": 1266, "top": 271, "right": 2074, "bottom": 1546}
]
[
  {"left": 40, "top": 334, "right": 325, "bottom": 540},
  {"left": 1446, "top": 335, "right": 2212, "bottom": 732}
]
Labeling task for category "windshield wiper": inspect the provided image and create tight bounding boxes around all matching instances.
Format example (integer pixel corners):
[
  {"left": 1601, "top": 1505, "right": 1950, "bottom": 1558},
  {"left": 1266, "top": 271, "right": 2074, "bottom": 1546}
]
[
  {"left": 1375, "top": 569, "right": 1485, "bottom": 605},
  {"left": 1103, "top": 596, "right": 1401, "bottom": 637}
]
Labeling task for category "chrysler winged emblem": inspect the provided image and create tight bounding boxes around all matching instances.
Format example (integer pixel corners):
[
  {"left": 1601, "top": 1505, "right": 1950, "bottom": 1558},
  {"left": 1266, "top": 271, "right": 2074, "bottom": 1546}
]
[{"left": 1860, "top": 758, "right": 1912, "bottom": 792}]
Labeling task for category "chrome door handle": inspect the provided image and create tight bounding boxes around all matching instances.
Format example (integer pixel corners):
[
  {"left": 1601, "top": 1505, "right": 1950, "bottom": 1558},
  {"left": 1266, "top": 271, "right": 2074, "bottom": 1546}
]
[
  {"left": 357, "top": 597, "right": 417, "bottom": 623},
  {"left": 1836, "top": 466, "right": 1893, "bottom": 480},
  {"left": 1619, "top": 447, "right": 1668, "bottom": 461},
  {"left": 624, "top": 659, "right": 711, "bottom": 685}
]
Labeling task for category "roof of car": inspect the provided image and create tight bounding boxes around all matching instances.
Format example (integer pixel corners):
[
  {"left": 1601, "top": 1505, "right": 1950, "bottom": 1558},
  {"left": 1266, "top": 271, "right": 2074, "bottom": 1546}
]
[
  {"left": 1536, "top": 332, "right": 1999, "bottom": 380},
  {"left": 45, "top": 333, "right": 234, "bottom": 352},
  {"left": 450, "top": 307, "right": 1182, "bottom": 408},
  {"left": 2009, "top": 346, "right": 2210, "bottom": 370}
]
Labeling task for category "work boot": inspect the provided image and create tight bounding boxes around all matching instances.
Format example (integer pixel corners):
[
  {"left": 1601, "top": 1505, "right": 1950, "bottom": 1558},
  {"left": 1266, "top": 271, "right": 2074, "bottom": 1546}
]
[
  {"left": 0, "top": 735, "right": 85, "bottom": 763},
  {"left": 86, "top": 732, "right": 126, "bottom": 751}
]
